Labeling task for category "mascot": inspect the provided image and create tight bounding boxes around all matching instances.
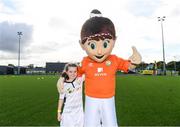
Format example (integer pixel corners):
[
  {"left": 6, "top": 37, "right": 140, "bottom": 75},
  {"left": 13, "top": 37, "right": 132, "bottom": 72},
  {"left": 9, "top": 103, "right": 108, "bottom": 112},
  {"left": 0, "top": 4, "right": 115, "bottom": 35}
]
[{"left": 78, "top": 9, "right": 142, "bottom": 127}]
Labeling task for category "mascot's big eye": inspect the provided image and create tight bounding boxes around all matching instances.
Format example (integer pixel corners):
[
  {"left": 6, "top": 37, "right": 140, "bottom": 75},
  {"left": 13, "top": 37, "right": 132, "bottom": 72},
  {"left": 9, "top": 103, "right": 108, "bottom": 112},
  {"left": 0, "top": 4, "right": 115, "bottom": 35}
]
[
  {"left": 103, "top": 40, "right": 109, "bottom": 48},
  {"left": 90, "top": 43, "right": 96, "bottom": 50}
]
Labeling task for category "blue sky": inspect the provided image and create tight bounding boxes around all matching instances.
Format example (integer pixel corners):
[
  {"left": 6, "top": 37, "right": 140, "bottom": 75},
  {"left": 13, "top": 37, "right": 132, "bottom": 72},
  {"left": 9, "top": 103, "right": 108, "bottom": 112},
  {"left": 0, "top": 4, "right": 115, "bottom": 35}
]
[{"left": 0, "top": 0, "right": 180, "bottom": 66}]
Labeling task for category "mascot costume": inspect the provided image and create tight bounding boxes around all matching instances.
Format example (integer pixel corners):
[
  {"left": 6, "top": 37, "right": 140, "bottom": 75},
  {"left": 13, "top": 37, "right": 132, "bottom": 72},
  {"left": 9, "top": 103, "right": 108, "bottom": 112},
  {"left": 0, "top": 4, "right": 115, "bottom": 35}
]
[{"left": 78, "top": 9, "right": 142, "bottom": 127}]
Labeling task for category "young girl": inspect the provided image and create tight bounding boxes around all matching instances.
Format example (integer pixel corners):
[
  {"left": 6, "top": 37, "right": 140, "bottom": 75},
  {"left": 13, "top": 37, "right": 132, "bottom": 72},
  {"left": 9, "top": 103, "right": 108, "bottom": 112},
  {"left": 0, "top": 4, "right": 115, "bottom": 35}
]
[{"left": 56, "top": 63, "right": 84, "bottom": 127}]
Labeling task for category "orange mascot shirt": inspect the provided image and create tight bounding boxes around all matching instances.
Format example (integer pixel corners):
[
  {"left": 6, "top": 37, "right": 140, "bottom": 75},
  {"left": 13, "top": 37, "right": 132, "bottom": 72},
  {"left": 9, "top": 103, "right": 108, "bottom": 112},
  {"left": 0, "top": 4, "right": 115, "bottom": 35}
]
[{"left": 78, "top": 55, "right": 130, "bottom": 98}]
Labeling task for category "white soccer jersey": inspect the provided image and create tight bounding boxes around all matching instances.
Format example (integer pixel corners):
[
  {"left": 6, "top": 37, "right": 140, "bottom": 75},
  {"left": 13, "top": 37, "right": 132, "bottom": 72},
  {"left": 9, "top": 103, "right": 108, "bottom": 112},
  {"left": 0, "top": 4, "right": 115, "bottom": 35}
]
[{"left": 59, "top": 77, "right": 84, "bottom": 127}]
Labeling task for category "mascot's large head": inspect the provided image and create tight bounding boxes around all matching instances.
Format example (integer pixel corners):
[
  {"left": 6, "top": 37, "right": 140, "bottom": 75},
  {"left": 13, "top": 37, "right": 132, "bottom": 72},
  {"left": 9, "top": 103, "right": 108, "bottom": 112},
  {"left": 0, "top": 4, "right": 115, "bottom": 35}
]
[{"left": 80, "top": 9, "right": 116, "bottom": 63}]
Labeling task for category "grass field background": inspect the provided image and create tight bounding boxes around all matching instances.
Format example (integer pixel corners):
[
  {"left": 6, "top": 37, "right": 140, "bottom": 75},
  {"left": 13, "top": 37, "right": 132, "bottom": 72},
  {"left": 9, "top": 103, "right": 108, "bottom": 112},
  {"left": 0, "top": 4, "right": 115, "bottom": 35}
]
[{"left": 0, "top": 75, "right": 180, "bottom": 126}]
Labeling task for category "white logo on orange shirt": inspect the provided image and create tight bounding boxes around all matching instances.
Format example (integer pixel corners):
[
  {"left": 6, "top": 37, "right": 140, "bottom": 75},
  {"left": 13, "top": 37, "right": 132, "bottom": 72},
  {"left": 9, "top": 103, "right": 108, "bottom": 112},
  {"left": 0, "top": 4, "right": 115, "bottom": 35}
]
[
  {"left": 95, "top": 67, "right": 107, "bottom": 76},
  {"left": 97, "top": 68, "right": 103, "bottom": 73}
]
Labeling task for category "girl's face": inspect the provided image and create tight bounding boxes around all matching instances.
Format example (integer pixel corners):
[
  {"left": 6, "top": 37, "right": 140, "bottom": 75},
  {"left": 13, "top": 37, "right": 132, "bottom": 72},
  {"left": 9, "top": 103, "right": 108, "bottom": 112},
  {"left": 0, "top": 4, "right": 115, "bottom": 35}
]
[{"left": 66, "top": 67, "right": 77, "bottom": 80}]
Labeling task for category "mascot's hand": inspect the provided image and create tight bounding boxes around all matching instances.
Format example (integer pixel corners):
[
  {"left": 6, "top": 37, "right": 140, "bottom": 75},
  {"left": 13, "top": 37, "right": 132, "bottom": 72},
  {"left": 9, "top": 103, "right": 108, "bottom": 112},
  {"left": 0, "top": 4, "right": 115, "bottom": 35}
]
[{"left": 128, "top": 46, "right": 142, "bottom": 65}]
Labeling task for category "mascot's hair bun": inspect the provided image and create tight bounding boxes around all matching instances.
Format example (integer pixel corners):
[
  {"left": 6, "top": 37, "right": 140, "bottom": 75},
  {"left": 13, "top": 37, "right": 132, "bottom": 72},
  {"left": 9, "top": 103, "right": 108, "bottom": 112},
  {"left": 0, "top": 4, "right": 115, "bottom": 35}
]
[
  {"left": 81, "top": 9, "right": 116, "bottom": 42},
  {"left": 90, "top": 9, "right": 102, "bottom": 18}
]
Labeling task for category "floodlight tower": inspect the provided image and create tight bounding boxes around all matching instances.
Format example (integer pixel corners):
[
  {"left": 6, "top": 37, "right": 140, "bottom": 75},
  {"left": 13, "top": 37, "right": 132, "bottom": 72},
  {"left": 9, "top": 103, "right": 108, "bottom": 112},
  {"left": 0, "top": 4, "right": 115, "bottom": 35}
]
[
  {"left": 17, "top": 32, "right": 23, "bottom": 75},
  {"left": 174, "top": 56, "right": 177, "bottom": 72},
  {"left": 157, "top": 16, "right": 166, "bottom": 75}
]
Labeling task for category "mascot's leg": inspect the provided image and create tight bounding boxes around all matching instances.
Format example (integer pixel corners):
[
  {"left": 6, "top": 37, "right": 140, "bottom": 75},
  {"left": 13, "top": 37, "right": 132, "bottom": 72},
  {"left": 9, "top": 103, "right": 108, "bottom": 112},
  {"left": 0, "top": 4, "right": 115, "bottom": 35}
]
[
  {"left": 84, "top": 96, "right": 101, "bottom": 127},
  {"left": 101, "top": 96, "right": 118, "bottom": 127}
]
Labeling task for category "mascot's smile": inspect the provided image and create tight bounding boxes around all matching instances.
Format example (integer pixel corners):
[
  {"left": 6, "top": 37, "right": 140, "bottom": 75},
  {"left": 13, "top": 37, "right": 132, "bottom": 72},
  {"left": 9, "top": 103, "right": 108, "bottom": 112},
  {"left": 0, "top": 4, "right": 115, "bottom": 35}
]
[{"left": 95, "top": 55, "right": 104, "bottom": 59}]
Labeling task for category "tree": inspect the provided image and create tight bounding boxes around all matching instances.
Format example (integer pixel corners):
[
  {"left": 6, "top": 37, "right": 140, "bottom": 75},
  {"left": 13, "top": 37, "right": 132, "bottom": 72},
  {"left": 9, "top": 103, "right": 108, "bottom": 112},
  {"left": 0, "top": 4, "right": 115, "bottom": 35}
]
[
  {"left": 8, "top": 64, "right": 14, "bottom": 67},
  {"left": 166, "top": 61, "right": 175, "bottom": 70},
  {"left": 135, "top": 62, "right": 148, "bottom": 70},
  {"left": 157, "top": 61, "right": 165, "bottom": 70},
  {"left": 28, "top": 64, "right": 34, "bottom": 69}
]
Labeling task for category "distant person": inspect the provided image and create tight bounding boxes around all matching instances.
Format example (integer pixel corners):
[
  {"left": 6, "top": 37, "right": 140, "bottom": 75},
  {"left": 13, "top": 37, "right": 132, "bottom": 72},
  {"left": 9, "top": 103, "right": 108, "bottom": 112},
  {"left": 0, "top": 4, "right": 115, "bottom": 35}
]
[{"left": 56, "top": 63, "right": 84, "bottom": 127}]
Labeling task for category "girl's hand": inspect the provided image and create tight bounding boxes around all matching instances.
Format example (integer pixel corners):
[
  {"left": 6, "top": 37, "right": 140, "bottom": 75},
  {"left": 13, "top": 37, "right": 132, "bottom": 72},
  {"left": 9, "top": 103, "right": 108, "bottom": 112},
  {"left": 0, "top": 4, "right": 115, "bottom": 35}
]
[{"left": 57, "top": 112, "right": 62, "bottom": 121}]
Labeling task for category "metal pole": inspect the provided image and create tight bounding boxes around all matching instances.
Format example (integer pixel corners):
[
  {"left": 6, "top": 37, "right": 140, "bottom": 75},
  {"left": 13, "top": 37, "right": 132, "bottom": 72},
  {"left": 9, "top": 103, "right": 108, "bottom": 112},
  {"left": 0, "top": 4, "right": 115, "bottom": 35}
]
[
  {"left": 161, "top": 20, "right": 166, "bottom": 75},
  {"left": 158, "top": 16, "right": 166, "bottom": 75},
  {"left": 174, "top": 56, "right": 176, "bottom": 72},
  {"left": 17, "top": 32, "right": 22, "bottom": 75}
]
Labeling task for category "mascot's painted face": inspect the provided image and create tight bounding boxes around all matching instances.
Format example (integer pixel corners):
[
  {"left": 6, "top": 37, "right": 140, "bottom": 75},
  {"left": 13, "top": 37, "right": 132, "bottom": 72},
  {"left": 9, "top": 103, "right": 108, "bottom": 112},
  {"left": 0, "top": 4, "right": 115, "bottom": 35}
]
[
  {"left": 80, "top": 10, "right": 116, "bottom": 62},
  {"left": 80, "top": 34, "right": 115, "bottom": 62}
]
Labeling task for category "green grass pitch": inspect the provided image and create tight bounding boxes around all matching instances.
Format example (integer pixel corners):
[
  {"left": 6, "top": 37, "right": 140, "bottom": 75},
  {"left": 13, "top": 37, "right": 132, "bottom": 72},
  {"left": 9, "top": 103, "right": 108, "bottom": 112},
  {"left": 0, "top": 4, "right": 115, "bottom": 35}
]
[{"left": 0, "top": 75, "right": 180, "bottom": 126}]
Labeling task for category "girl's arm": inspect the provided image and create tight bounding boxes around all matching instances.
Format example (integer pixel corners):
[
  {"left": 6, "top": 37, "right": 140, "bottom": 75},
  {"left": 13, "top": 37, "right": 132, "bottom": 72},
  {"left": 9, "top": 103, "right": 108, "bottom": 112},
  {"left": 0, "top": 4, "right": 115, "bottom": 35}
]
[
  {"left": 57, "top": 77, "right": 65, "bottom": 93},
  {"left": 57, "top": 99, "right": 64, "bottom": 121},
  {"left": 57, "top": 84, "right": 65, "bottom": 121},
  {"left": 57, "top": 77, "right": 65, "bottom": 121}
]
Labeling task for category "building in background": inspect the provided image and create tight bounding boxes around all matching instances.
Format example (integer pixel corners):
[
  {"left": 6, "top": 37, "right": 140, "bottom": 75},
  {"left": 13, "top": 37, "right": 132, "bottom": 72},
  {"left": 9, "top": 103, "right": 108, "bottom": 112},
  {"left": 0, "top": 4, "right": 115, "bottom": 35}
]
[
  {"left": 46, "top": 62, "right": 67, "bottom": 74},
  {"left": 0, "top": 66, "right": 27, "bottom": 75},
  {"left": 0, "top": 66, "right": 14, "bottom": 75},
  {"left": 26, "top": 67, "right": 46, "bottom": 75},
  {"left": 14, "top": 66, "right": 27, "bottom": 74}
]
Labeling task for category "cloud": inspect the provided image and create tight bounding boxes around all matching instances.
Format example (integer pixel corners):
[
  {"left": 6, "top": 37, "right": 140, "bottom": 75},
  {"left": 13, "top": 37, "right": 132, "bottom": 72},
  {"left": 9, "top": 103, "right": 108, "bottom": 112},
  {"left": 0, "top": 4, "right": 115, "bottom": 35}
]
[
  {"left": 48, "top": 17, "right": 67, "bottom": 29},
  {"left": 171, "top": 7, "right": 180, "bottom": 16},
  {"left": 0, "top": 0, "right": 17, "bottom": 14},
  {"left": 0, "top": 21, "right": 33, "bottom": 53},
  {"left": 0, "top": 0, "right": 180, "bottom": 66},
  {"left": 25, "top": 41, "right": 70, "bottom": 54},
  {"left": 127, "top": 0, "right": 162, "bottom": 17},
  {"left": 0, "top": 52, "right": 17, "bottom": 60}
]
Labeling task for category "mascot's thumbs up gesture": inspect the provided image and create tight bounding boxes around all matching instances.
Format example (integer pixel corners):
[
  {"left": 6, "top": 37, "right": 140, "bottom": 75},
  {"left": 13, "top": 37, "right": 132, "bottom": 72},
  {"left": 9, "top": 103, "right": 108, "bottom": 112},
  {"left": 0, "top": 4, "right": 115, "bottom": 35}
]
[{"left": 129, "top": 46, "right": 142, "bottom": 70}]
